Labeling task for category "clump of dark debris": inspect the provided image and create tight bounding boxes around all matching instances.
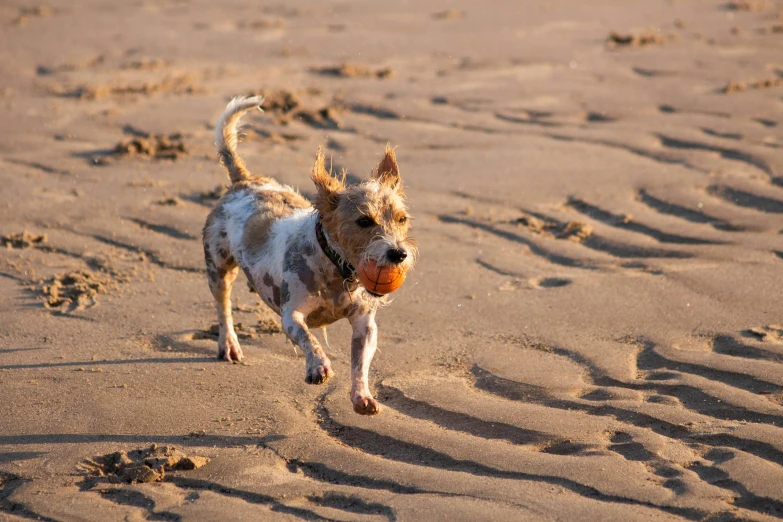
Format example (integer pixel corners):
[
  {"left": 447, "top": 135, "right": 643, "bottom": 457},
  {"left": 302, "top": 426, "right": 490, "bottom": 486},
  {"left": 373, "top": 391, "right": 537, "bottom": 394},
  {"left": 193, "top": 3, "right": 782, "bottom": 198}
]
[
  {"left": 727, "top": 0, "right": 766, "bottom": 11},
  {"left": 2, "top": 231, "right": 47, "bottom": 249},
  {"left": 607, "top": 30, "right": 666, "bottom": 48},
  {"left": 155, "top": 197, "right": 183, "bottom": 206},
  {"left": 12, "top": 5, "right": 51, "bottom": 25},
  {"left": 294, "top": 106, "right": 342, "bottom": 129},
  {"left": 433, "top": 10, "right": 464, "bottom": 20},
  {"left": 311, "top": 62, "right": 394, "bottom": 79},
  {"left": 194, "top": 318, "right": 283, "bottom": 340},
  {"left": 198, "top": 185, "right": 228, "bottom": 202},
  {"left": 257, "top": 317, "right": 284, "bottom": 334},
  {"left": 82, "top": 444, "right": 209, "bottom": 484}
]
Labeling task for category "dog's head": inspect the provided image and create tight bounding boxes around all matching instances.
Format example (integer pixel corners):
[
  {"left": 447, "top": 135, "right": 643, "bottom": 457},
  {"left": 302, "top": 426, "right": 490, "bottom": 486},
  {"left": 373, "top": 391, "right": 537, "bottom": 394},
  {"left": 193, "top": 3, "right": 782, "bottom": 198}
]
[{"left": 312, "top": 145, "right": 417, "bottom": 274}]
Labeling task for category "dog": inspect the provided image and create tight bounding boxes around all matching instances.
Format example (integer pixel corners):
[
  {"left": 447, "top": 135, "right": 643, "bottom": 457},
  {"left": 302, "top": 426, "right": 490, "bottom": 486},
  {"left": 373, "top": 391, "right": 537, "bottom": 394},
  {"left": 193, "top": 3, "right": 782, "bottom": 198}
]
[{"left": 202, "top": 96, "right": 417, "bottom": 415}]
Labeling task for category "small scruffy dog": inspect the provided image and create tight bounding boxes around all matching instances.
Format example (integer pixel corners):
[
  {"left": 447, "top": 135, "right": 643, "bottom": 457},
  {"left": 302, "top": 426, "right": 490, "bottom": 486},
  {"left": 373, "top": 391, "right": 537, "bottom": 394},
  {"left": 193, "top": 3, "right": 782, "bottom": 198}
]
[{"left": 202, "top": 96, "right": 417, "bottom": 415}]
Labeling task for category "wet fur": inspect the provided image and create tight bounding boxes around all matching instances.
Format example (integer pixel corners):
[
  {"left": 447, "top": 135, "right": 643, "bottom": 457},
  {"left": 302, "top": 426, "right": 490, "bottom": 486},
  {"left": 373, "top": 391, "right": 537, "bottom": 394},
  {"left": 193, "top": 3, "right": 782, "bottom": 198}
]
[{"left": 202, "top": 96, "right": 416, "bottom": 415}]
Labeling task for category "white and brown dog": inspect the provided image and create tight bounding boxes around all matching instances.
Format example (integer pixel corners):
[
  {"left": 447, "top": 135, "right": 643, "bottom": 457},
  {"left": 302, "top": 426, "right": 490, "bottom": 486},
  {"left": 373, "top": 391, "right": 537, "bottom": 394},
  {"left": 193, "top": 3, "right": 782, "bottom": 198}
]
[{"left": 202, "top": 96, "right": 416, "bottom": 415}]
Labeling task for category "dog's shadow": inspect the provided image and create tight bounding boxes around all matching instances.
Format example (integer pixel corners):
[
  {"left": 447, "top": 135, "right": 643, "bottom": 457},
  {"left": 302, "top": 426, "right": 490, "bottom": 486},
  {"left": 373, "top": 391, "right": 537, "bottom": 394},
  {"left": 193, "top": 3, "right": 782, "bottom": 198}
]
[
  {"left": 154, "top": 329, "right": 294, "bottom": 361},
  {"left": 154, "top": 331, "right": 218, "bottom": 357}
]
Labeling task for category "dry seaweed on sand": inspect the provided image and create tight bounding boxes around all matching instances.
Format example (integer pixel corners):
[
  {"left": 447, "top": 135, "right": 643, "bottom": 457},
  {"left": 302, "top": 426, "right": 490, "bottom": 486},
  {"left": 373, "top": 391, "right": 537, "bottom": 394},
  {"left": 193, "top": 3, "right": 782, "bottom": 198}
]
[
  {"left": 260, "top": 89, "right": 302, "bottom": 115},
  {"left": 1, "top": 231, "right": 47, "bottom": 249},
  {"left": 112, "top": 133, "right": 188, "bottom": 161},
  {"left": 723, "top": 77, "right": 783, "bottom": 94},
  {"left": 744, "top": 325, "right": 783, "bottom": 343},
  {"left": 256, "top": 89, "right": 342, "bottom": 128},
  {"left": 81, "top": 445, "right": 209, "bottom": 484},
  {"left": 52, "top": 73, "right": 206, "bottom": 101},
  {"left": 513, "top": 214, "right": 594, "bottom": 243},
  {"left": 36, "top": 270, "right": 119, "bottom": 310},
  {"left": 555, "top": 221, "right": 594, "bottom": 242}
]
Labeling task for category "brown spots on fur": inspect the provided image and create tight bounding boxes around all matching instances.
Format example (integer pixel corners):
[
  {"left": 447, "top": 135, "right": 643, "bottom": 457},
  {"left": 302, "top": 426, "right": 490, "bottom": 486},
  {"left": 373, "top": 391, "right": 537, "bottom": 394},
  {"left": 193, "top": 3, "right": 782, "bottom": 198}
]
[
  {"left": 241, "top": 267, "right": 257, "bottom": 293},
  {"left": 243, "top": 212, "right": 274, "bottom": 260},
  {"left": 204, "top": 195, "right": 245, "bottom": 292},
  {"left": 261, "top": 273, "right": 282, "bottom": 307},
  {"left": 203, "top": 209, "right": 239, "bottom": 289},
  {"left": 226, "top": 180, "right": 268, "bottom": 197},
  {"left": 203, "top": 243, "right": 215, "bottom": 266},
  {"left": 202, "top": 211, "right": 217, "bottom": 243},
  {"left": 283, "top": 241, "right": 319, "bottom": 292},
  {"left": 272, "top": 284, "right": 281, "bottom": 307},
  {"left": 242, "top": 188, "right": 311, "bottom": 261},
  {"left": 306, "top": 306, "right": 332, "bottom": 328},
  {"left": 203, "top": 240, "right": 219, "bottom": 286},
  {"left": 327, "top": 274, "right": 346, "bottom": 294},
  {"left": 351, "top": 335, "right": 364, "bottom": 370},
  {"left": 259, "top": 188, "right": 311, "bottom": 210}
]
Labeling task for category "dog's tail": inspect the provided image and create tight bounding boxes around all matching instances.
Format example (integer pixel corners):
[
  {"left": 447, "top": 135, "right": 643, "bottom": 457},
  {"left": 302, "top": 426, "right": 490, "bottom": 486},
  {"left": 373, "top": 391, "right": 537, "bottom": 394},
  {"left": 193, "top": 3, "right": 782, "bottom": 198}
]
[{"left": 214, "top": 95, "right": 264, "bottom": 184}]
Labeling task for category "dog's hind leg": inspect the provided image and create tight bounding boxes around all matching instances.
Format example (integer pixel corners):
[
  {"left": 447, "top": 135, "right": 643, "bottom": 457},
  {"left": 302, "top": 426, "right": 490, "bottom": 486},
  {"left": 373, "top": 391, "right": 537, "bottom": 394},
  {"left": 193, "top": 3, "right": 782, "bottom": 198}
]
[
  {"left": 209, "top": 264, "right": 243, "bottom": 362},
  {"left": 203, "top": 229, "right": 243, "bottom": 362}
]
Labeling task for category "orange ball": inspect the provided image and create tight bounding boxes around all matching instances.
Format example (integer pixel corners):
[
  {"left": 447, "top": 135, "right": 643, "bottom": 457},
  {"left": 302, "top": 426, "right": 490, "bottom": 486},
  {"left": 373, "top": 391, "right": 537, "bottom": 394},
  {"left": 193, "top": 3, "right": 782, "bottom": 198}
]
[{"left": 357, "top": 259, "right": 406, "bottom": 295}]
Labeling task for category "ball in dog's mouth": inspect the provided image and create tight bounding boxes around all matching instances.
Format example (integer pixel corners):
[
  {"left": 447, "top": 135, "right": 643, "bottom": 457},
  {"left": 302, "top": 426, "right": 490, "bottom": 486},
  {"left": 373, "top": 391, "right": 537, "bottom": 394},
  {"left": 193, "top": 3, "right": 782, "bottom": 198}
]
[{"left": 357, "top": 259, "right": 406, "bottom": 296}]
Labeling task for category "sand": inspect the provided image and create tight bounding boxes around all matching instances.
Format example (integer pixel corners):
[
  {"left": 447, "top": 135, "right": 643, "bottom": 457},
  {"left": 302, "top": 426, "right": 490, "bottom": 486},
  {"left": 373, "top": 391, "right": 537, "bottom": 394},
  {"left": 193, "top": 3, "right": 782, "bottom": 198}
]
[{"left": 1, "top": 0, "right": 783, "bottom": 520}]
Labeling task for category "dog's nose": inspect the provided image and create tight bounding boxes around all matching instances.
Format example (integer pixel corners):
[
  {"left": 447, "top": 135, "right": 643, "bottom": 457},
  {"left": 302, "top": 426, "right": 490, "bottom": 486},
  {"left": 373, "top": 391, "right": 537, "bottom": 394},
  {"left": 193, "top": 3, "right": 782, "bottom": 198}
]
[{"left": 387, "top": 248, "right": 408, "bottom": 264}]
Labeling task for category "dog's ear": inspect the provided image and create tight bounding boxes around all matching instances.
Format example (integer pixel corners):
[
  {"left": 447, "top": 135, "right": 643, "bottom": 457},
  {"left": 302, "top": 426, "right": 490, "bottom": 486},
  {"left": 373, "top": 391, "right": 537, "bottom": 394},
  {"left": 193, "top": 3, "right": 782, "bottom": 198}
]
[
  {"left": 372, "top": 144, "right": 401, "bottom": 189},
  {"left": 311, "top": 147, "right": 343, "bottom": 213}
]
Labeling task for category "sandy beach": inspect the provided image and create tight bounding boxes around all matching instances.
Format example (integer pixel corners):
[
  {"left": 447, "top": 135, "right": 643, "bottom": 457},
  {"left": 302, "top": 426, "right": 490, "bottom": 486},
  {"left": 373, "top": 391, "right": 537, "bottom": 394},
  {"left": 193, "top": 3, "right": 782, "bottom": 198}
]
[{"left": 2, "top": 0, "right": 783, "bottom": 519}]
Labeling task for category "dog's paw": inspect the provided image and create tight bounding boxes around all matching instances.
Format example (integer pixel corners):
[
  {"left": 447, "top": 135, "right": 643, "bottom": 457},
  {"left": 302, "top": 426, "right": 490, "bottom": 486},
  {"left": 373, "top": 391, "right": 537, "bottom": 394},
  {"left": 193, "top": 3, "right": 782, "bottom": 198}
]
[
  {"left": 305, "top": 362, "right": 333, "bottom": 384},
  {"left": 352, "top": 396, "right": 381, "bottom": 415},
  {"left": 217, "top": 336, "right": 243, "bottom": 363}
]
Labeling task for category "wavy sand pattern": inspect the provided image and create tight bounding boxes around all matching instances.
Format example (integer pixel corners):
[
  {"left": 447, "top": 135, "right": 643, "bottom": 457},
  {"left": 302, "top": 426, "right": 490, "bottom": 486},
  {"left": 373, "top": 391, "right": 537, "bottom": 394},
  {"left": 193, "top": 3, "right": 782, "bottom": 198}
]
[{"left": 1, "top": 0, "right": 783, "bottom": 520}]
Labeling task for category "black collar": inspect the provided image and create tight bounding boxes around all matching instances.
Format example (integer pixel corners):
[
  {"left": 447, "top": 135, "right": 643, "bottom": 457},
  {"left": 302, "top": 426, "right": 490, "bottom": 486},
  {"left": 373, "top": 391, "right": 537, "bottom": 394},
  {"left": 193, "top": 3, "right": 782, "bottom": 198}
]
[{"left": 315, "top": 217, "right": 357, "bottom": 283}]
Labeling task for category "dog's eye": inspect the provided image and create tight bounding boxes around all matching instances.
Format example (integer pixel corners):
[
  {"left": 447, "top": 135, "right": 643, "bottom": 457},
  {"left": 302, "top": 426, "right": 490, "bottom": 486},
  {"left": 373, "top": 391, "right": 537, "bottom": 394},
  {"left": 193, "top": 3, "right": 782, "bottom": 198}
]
[
  {"left": 356, "top": 216, "right": 375, "bottom": 228},
  {"left": 399, "top": 216, "right": 408, "bottom": 224}
]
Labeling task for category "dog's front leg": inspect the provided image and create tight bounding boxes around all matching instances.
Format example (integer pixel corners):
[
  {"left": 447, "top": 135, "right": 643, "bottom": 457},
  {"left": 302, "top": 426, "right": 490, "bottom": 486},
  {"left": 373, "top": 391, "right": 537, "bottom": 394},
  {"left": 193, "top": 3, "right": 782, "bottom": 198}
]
[
  {"left": 349, "top": 310, "right": 381, "bottom": 415},
  {"left": 281, "top": 309, "right": 333, "bottom": 384}
]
